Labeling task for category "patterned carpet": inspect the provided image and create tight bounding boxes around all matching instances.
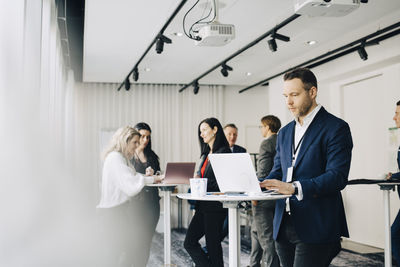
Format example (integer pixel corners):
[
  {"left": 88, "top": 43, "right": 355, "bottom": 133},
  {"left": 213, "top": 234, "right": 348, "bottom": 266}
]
[{"left": 148, "top": 229, "right": 389, "bottom": 267}]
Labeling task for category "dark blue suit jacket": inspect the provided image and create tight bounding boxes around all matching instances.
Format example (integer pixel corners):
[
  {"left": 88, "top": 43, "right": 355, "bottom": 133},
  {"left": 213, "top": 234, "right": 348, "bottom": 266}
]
[
  {"left": 265, "top": 107, "right": 353, "bottom": 243},
  {"left": 232, "top": 144, "right": 246, "bottom": 153}
]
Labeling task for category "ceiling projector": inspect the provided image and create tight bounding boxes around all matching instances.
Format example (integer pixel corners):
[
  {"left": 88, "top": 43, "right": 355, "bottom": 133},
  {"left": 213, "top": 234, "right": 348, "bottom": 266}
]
[
  {"left": 294, "top": 0, "right": 360, "bottom": 17},
  {"left": 194, "top": 22, "right": 235, "bottom": 46}
]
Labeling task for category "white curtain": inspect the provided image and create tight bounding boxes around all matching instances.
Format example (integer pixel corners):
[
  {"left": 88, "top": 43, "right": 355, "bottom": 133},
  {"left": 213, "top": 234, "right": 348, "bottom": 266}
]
[
  {"left": 0, "top": 0, "right": 227, "bottom": 264},
  {"left": 0, "top": 1, "right": 87, "bottom": 266},
  {"left": 74, "top": 82, "right": 225, "bottom": 200}
]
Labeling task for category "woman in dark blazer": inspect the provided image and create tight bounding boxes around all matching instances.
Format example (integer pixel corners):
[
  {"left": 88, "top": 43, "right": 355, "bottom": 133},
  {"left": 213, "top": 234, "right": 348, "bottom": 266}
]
[{"left": 184, "top": 117, "right": 231, "bottom": 267}]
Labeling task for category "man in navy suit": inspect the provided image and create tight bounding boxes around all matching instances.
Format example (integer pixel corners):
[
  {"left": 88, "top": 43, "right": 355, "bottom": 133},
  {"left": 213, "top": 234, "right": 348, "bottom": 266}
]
[
  {"left": 387, "top": 100, "right": 400, "bottom": 265},
  {"left": 260, "top": 68, "right": 353, "bottom": 267},
  {"left": 224, "top": 123, "right": 247, "bottom": 153}
]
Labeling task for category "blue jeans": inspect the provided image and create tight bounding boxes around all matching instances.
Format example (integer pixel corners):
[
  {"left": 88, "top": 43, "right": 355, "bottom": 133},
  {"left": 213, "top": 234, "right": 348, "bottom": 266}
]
[{"left": 275, "top": 213, "right": 341, "bottom": 267}]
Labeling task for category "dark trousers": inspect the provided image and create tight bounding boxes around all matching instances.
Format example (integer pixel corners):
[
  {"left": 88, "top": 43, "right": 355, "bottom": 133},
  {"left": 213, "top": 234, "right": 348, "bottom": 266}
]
[
  {"left": 275, "top": 213, "right": 341, "bottom": 267},
  {"left": 392, "top": 210, "right": 400, "bottom": 265},
  {"left": 140, "top": 188, "right": 160, "bottom": 265},
  {"left": 184, "top": 209, "right": 227, "bottom": 267},
  {"left": 250, "top": 200, "right": 280, "bottom": 267}
]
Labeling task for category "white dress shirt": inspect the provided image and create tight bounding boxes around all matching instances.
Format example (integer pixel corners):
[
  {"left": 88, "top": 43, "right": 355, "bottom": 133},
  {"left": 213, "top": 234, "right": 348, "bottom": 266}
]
[
  {"left": 290, "top": 104, "right": 322, "bottom": 202},
  {"left": 97, "top": 151, "right": 155, "bottom": 208}
]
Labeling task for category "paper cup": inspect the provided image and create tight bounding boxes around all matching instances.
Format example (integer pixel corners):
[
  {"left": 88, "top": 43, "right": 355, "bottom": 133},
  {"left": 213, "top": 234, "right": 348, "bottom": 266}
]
[{"left": 190, "top": 178, "right": 208, "bottom": 197}]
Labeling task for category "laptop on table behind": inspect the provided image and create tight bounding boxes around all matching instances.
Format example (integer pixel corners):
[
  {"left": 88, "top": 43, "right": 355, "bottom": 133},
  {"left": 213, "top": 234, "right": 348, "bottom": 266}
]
[{"left": 161, "top": 162, "right": 196, "bottom": 185}]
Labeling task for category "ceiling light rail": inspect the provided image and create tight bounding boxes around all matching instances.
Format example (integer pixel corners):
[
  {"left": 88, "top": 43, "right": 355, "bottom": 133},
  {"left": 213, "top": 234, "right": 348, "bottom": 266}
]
[
  {"left": 117, "top": 0, "right": 188, "bottom": 91},
  {"left": 239, "top": 21, "right": 400, "bottom": 94},
  {"left": 178, "top": 13, "right": 301, "bottom": 94}
]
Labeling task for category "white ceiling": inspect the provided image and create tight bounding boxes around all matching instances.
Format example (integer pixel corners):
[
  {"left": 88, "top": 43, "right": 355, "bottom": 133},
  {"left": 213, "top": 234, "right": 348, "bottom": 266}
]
[{"left": 83, "top": 0, "right": 400, "bottom": 88}]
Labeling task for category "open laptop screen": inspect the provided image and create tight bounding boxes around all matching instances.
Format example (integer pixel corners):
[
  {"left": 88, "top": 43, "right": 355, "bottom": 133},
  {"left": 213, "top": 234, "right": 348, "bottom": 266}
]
[
  {"left": 163, "top": 162, "right": 196, "bottom": 184},
  {"left": 208, "top": 153, "right": 262, "bottom": 193}
]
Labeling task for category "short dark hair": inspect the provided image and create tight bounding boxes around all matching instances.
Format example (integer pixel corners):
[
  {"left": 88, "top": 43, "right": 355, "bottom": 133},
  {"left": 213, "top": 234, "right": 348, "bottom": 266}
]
[
  {"left": 198, "top": 117, "right": 230, "bottom": 156},
  {"left": 224, "top": 123, "right": 238, "bottom": 130},
  {"left": 261, "top": 115, "right": 281, "bottom": 133},
  {"left": 283, "top": 68, "right": 317, "bottom": 91},
  {"left": 397, "top": 100, "right": 400, "bottom": 106}
]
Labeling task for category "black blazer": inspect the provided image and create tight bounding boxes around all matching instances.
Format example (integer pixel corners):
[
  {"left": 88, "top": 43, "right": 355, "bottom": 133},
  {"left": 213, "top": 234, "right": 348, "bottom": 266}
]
[
  {"left": 232, "top": 144, "right": 246, "bottom": 153},
  {"left": 197, "top": 146, "right": 231, "bottom": 212}
]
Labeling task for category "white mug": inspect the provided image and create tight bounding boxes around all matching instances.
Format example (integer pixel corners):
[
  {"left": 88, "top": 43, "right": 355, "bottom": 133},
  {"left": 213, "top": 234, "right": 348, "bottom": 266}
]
[{"left": 190, "top": 178, "right": 208, "bottom": 197}]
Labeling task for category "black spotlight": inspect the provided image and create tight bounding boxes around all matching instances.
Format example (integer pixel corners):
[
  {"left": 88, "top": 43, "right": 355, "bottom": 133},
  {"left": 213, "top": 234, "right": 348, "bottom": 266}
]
[
  {"left": 220, "top": 63, "right": 233, "bottom": 77},
  {"left": 193, "top": 81, "right": 199, "bottom": 95},
  {"left": 155, "top": 34, "right": 172, "bottom": 54},
  {"left": 273, "top": 32, "right": 290, "bottom": 42},
  {"left": 268, "top": 38, "right": 277, "bottom": 52},
  {"left": 360, "top": 0, "right": 368, "bottom": 3},
  {"left": 132, "top": 68, "right": 139, "bottom": 82},
  {"left": 124, "top": 78, "right": 130, "bottom": 91},
  {"left": 221, "top": 68, "right": 229, "bottom": 77},
  {"left": 358, "top": 46, "right": 368, "bottom": 61}
]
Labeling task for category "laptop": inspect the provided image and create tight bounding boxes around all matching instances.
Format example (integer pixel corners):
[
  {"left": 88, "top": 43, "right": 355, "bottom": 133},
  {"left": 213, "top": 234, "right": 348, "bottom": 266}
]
[
  {"left": 208, "top": 153, "right": 262, "bottom": 193},
  {"left": 161, "top": 162, "right": 196, "bottom": 185}
]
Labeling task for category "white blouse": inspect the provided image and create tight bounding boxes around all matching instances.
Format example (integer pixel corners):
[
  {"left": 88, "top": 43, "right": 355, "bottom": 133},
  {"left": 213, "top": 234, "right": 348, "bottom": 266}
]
[{"left": 97, "top": 151, "right": 155, "bottom": 208}]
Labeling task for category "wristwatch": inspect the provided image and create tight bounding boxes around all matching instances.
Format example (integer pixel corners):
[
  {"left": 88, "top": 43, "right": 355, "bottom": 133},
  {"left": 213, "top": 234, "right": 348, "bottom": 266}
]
[{"left": 292, "top": 182, "right": 298, "bottom": 195}]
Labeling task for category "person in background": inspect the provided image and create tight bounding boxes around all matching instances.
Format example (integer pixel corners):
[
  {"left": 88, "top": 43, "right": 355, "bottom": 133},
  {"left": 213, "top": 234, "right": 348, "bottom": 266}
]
[
  {"left": 184, "top": 117, "right": 231, "bottom": 267},
  {"left": 386, "top": 100, "right": 400, "bottom": 265},
  {"left": 224, "top": 123, "right": 247, "bottom": 153},
  {"left": 97, "top": 126, "right": 161, "bottom": 267},
  {"left": 260, "top": 68, "right": 353, "bottom": 267},
  {"left": 131, "top": 122, "right": 161, "bottom": 266},
  {"left": 250, "top": 115, "right": 281, "bottom": 267}
]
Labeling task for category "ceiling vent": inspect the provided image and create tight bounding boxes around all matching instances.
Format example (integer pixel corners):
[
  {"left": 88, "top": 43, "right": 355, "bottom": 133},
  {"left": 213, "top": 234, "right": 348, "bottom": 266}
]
[{"left": 294, "top": 0, "right": 360, "bottom": 17}]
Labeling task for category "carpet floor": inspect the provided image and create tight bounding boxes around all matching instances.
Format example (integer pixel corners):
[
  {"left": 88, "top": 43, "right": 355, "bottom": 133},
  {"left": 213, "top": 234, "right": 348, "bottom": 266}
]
[{"left": 147, "top": 229, "right": 390, "bottom": 267}]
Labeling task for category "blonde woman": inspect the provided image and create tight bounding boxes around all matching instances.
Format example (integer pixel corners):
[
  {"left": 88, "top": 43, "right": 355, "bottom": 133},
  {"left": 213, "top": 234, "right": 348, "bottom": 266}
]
[{"left": 97, "top": 126, "right": 161, "bottom": 267}]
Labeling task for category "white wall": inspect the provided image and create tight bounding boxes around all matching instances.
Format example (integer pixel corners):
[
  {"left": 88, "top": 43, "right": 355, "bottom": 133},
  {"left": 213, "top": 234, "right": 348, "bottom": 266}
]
[
  {"left": 223, "top": 85, "right": 269, "bottom": 153},
  {"left": 265, "top": 34, "right": 400, "bottom": 248}
]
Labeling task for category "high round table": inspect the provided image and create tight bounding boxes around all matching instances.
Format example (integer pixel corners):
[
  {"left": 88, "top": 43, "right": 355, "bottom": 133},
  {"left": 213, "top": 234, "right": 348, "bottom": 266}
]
[{"left": 177, "top": 192, "right": 290, "bottom": 267}]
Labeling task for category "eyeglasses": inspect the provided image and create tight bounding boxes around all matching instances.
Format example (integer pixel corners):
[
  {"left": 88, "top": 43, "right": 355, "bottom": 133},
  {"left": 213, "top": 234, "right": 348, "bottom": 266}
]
[{"left": 258, "top": 125, "right": 265, "bottom": 129}]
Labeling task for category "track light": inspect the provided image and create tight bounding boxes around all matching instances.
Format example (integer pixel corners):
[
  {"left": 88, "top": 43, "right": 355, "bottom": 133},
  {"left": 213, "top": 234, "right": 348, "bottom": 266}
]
[
  {"left": 155, "top": 34, "right": 172, "bottom": 54},
  {"left": 357, "top": 46, "right": 368, "bottom": 61},
  {"left": 220, "top": 63, "right": 233, "bottom": 77},
  {"left": 132, "top": 68, "right": 139, "bottom": 82},
  {"left": 268, "top": 38, "right": 277, "bottom": 52},
  {"left": 124, "top": 78, "right": 130, "bottom": 91},
  {"left": 268, "top": 30, "right": 290, "bottom": 52},
  {"left": 193, "top": 81, "right": 199, "bottom": 95},
  {"left": 273, "top": 32, "right": 290, "bottom": 42}
]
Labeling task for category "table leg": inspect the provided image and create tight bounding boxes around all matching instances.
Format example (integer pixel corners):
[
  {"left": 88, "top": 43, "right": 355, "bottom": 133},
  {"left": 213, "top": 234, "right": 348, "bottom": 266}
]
[
  {"left": 224, "top": 202, "right": 240, "bottom": 267},
  {"left": 383, "top": 188, "right": 392, "bottom": 267},
  {"left": 178, "top": 197, "right": 182, "bottom": 229},
  {"left": 164, "top": 190, "right": 171, "bottom": 265}
]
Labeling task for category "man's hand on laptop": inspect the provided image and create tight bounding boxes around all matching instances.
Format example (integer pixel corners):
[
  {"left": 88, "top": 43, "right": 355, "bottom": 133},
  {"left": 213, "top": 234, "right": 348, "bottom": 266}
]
[{"left": 259, "top": 179, "right": 295, "bottom": 195}]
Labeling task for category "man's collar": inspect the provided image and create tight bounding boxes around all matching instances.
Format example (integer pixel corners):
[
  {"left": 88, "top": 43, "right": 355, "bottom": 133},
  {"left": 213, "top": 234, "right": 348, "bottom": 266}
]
[{"left": 295, "top": 104, "right": 321, "bottom": 126}]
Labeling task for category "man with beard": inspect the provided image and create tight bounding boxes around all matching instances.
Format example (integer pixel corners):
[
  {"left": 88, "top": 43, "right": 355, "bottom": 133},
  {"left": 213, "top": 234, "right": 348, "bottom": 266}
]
[
  {"left": 260, "top": 68, "right": 353, "bottom": 267},
  {"left": 386, "top": 100, "right": 400, "bottom": 265}
]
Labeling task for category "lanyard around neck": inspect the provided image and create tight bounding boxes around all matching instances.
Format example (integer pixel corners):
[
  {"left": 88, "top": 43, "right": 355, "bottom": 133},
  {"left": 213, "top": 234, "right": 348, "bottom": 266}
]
[{"left": 292, "top": 126, "right": 305, "bottom": 162}]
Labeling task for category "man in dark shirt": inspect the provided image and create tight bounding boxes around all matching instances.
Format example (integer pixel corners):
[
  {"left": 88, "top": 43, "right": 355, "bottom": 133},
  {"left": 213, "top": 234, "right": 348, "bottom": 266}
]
[{"left": 224, "top": 123, "right": 246, "bottom": 153}]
